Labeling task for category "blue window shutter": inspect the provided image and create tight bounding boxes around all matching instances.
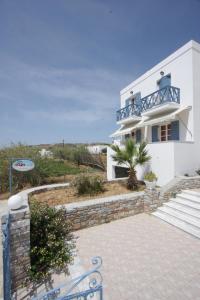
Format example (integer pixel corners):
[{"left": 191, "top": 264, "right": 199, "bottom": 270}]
[
  {"left": 136, "top": 129, "right": 141, "bottom": 143},
  {"left": 152, "top": 126, "right": 159, "bottom": 142},
  {"left": 171, "top": 120, "right": 179, "bottom": 140},
  {"left": 125, "top": 99, "right": 131, "bottom": 106},
  {"left": 158, "top": 75, "right": 171, "bottom": 89},
  {"left": 135, "top": 92, "right": 141, "bottom": 104}
]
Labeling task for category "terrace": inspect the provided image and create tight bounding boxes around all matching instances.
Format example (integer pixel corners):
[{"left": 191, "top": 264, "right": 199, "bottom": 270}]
[{"left": 116, "top": 85, "right": 180, "bottom": 123}]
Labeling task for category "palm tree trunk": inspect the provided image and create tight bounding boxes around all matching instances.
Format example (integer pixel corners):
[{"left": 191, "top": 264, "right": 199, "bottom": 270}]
[{"left": 127, "top": 167, "right": 138, "bottom": 190}]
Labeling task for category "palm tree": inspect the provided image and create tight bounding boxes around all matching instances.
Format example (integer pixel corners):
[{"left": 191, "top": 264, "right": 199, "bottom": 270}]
[{"left": 111, "top": 139, "right": 151, "bottom": 190}]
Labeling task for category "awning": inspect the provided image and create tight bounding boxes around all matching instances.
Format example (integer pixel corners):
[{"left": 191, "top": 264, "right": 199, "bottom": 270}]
[
  {"left": 110, "top": 106, "right": 191, "bottom": 138},
  {"left": 110, "top": 121, "right": 143, "bottom": 138},
  {"left": 136, "top": 105, "right": 191, "bottom": 128}
]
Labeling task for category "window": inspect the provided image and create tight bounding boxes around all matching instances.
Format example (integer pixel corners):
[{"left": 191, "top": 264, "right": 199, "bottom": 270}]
[
  {"left": 152, "top": 121, "right": 179, "bottom": 143},
  {"left": 125, "top": 134, "right": 130, "bottom": 140},
  {"left": 157, "top": 74, "right": 171, "bottom": 89},
  {"left": 125, "top": 92, "right": 141, "bottom": 107},
  {"left": 160, "top": 124, "right": 171, "bottom": 141}
]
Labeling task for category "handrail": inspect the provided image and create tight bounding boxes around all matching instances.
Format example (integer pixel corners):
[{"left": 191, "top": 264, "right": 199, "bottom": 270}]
[
  {"left": 116, "top": 85, "right": 180, "bottom": 121},
  {"left": 32, "top": 256, "right": 103, "bottom": 300}
]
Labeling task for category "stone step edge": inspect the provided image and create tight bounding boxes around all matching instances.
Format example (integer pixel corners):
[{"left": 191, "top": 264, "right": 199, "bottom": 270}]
[
  {"left": 171, "top": 198, "right": 200, "bottom": 210},
  {"left": 157, "top": 207, "right": 200, "bottom": 229},
  {"left": 164, "top": 202, "right": 200, "bottom": 220},
  {"left": 182, "top": 190, "right": 200, "bottom": 197},
  {"left": 152, "top": 212, "right": 200, "bottom": 239},
  {"left": 177, "top": 193, "right": 200, "bottom": 204}
]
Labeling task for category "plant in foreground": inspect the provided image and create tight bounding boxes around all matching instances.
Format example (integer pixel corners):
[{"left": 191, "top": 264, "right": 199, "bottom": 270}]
[
  {"left": 144, "top": 171, "right": 157, "bottom": 182},
  {"left": 29, "top": 201, "right": 75, "bottom": 282}
]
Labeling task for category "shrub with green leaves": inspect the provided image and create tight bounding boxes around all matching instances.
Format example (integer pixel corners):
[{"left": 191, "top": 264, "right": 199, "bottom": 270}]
[
  {"left": 0, "top": 143, "right": 84, "bottom": 193},
  {"left": 144, "top": 171, "right": 157, "bottom": 182},
  {"left": 30, "top": 201, "right": 75, "bottom": 281},
  {"left": 73, "top": 175, "right": 104, "bottom": 195}
]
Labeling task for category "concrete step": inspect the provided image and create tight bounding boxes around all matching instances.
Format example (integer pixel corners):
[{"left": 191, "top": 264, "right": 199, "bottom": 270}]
[
  {"left": 152, "top": 211, "right": 200, "bottom": 239},
  {"left": 182, "top": 190, "right": 200, "bottom": 197},
  {"left": 157, "top": 206, "right": 200, "bottom": 229},
  {"left": 164, "top": 201, "right": 200, "bottom": 220},
  {"left": 176, "top": 193, "right": 200, "bottom": 204},
  {"left": 172, "top": 198, "right": 200, "bottom": 210}
]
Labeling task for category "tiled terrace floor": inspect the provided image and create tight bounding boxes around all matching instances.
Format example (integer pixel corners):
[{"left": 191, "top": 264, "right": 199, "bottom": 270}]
[{"left": 76, "top": 213, "right": 200, "bottom": 300}]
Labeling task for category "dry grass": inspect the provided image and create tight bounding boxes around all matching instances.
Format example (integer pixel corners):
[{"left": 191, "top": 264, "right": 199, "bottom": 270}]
[{"left": 30, "top": 180, "right": 145, "bottom": 207}]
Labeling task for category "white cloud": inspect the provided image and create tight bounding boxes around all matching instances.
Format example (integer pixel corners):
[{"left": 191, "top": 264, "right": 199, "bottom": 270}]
[{"left": 0, "top": 58, "right": 134, "bottom": 124}]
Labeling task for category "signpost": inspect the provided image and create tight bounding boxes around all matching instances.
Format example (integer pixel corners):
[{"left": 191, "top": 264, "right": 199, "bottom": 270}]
[{"left": 9, "top": 158, "right": 35, "bottom": 194}]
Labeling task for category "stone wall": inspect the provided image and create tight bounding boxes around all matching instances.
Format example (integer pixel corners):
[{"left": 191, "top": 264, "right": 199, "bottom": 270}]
[
  {"left": 2, "top": 207, "right": 30, "bottom": 292},
  {"left": 61, "top": 192, "right": 144, "bottom": 231},
  {"left": 160, "top": 176, "right": 200, "bottom": 203},
  {"left": 143, "top": 188, "right": 161, "bottom": 213}
]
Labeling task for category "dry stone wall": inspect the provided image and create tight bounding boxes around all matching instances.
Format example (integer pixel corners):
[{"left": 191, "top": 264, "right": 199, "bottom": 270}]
[{"left": 61, "top": 192, "right": 144, "bottom": 231}]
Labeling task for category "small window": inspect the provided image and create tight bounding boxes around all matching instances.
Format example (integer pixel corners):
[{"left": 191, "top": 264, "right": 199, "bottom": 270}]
[
  {"left": 125, "top": 92, "right": 141, "bottom": 107},
  {"left": 160, "top": 124, "right": 171, "bottom": 141},
  {"left": 125, "top": 134, "right": 130, "bottom": 140}
]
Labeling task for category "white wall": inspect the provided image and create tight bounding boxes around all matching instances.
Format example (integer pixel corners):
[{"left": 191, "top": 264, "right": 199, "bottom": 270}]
[
  {"left": 193, "top": 44, "right": 200, "bottom": 142},
  {"left": 174, "top": 142, "right": 200, "bottom": 176},
  {"left": 107, "top": 146, "right": 128, "bottom": 181},
  {"left": 120, "top": 41, "right": 196, "bottom": 142},
  {"left": 87, "top": 145, "right": 107, "bottom": 154},
  {"left": 107, "top": 142, "right": 175, "bottom": 186},
  {"left": 147, "top": 142, "right": 175, "bottom": 186}
]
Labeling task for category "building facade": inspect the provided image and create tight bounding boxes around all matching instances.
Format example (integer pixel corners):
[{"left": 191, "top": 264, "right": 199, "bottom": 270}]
[{"left": 107, "top": 40, "right": 200, "bottom": 186}]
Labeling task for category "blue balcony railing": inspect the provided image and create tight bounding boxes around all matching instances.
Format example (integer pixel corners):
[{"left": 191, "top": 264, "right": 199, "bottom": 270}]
[
  {"left": 116, "top": 85, "right": 180, "bottom": 121},
  {"left": 116, "top": 102, "right": 141, "bottom": 122},
  {"left": 141, "top": 85, "right": 180, "bottom": 112}
]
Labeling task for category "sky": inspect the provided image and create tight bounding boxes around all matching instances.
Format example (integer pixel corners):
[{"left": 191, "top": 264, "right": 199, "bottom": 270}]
[{"left": 0, "top": 0, "right": 200, "bottom": 146}]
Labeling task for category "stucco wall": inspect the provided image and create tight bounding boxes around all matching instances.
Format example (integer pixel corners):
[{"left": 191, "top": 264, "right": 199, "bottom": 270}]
[
  {"left": 193, "top": 45, "right": 200, "bottom": 142},
  {"left": 147, "top": 142, "right": 175, "bottom": 186},
  {"left": 119, "top": 41, "right": 195, "bottom": 142}
]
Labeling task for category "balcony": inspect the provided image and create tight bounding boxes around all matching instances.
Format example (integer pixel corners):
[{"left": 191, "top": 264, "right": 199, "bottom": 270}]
[
  {"left": 116, "top": 86, "right": 180, "bottom": 122},
  {"left": 116, "top": 102, "right": 141, "bottom": 124}
]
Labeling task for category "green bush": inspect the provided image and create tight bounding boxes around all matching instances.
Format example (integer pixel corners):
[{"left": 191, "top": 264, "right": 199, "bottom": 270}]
[
  {"left": 0, "top": 144, "right": 84, "bottom": 193},
  {"left": 30, "top": 201, "right": 75, "bottom": 281},
  {"left": 52, "top": 145, "right": 76, "bottom": 161},
  {"left": 73, "top": 175, "right": 104, "bottom": 195},
  {"left": 144, "top": 171, "right": 157, "bottom": 182}
]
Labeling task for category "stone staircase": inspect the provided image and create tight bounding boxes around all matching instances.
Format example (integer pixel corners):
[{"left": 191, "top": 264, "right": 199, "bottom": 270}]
[{"left": 152, "top": 190, "right": 200, "bottom": 238}]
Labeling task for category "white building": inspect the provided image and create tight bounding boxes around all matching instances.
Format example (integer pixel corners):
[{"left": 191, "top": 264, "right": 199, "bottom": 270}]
[
  {"left": 39, "top": 148, "right": 53, "bottom": 158},
  {"left": 87, "top": 145, "right": 107, "bottom": 154},
  {"left": 107, "top": 40, "right": 200, "bottom": 186}
]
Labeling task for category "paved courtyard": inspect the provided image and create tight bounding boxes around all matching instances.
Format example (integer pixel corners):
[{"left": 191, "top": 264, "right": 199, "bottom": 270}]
[{"left": 75, "top": 213, "right": 200, "bottom": 300}]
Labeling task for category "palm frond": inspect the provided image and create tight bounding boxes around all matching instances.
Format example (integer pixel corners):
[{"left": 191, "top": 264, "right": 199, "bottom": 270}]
[{"left": 135, "top": 141, "right": 151, "bottom": 165}]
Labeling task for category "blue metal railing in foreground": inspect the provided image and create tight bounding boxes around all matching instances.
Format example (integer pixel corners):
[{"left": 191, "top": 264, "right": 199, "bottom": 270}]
[
  {"left": 32, "top": 256, "right": 103, "bottom": 300},
  {"left": 116, "top": 85, "right": 180, "bottom": 121},
  {"left": 2, "top": 214, "right": 11, "bottom": 300}
]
